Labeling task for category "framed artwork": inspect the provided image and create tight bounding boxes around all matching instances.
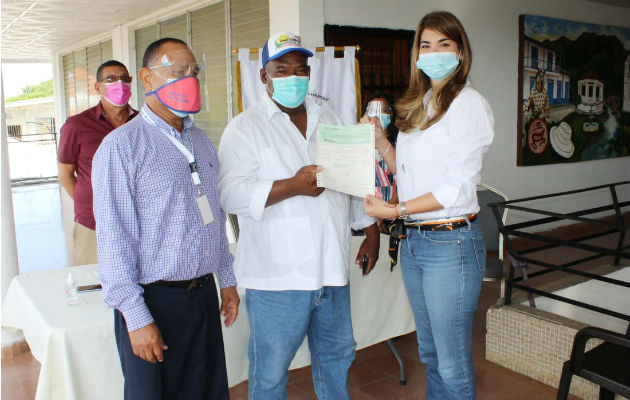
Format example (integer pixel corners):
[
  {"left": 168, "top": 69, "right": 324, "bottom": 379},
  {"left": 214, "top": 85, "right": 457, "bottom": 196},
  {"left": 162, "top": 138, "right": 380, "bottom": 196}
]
[{"left": 517, "top": 14, "right": 630, "bottom": 166}]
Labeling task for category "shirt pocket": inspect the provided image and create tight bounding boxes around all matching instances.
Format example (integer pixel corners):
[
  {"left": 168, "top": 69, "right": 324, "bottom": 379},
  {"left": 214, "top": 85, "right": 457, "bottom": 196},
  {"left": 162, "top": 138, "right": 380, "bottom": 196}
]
[
  {"left": 259, "top": 146, "right": 292, "bottom": 180},
  {"left": 268, "top": 216, "right": 315, "bottom": 266}
]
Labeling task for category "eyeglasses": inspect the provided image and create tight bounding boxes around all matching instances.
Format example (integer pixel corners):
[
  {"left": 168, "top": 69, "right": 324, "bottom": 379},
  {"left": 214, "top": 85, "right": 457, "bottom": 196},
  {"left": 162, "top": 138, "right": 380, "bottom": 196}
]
[
  {"left": 99, "top": 75, "right": 133, "bottom": 84},
  {"left": 148, "top": 62, "right": 200, "bottom": 81}
]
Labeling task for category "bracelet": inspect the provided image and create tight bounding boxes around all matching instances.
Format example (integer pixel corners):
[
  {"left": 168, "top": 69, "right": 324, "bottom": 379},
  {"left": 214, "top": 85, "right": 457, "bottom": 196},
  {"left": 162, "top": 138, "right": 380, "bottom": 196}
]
[
  {"left": 398, "top": 201, "right": 409, "bottom": 220},
  {"left": 378, "top": 142, "right": 391, "bottom": 157}
]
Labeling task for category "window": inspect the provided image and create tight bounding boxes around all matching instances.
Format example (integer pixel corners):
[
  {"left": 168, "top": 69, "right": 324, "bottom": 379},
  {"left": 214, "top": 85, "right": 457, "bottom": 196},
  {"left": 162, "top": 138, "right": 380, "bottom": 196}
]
[
  {"left": 556, "top": 81, "right": 562, "bottom": 98},
  {"left": 62, "top": 40, "right": 113, "bottom": 117},
  {"left": 324, "top": 25, "right": 415, "bottom": 111},
  {"left": 134, "top": 0, "right": 269, "bottom": 145}
]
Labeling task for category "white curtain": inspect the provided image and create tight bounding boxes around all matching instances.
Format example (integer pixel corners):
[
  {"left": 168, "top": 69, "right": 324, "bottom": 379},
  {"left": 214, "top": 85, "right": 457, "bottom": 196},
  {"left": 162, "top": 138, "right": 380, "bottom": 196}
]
[{"left": 237, "top": 46, "right": 358, "bottom": 125}]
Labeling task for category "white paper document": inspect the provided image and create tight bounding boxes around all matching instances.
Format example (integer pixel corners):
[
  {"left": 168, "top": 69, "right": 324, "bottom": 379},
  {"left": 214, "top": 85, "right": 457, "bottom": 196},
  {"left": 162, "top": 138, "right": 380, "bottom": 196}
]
[{"left": 316, "top": 123, "right": 375, "bottom": 198}]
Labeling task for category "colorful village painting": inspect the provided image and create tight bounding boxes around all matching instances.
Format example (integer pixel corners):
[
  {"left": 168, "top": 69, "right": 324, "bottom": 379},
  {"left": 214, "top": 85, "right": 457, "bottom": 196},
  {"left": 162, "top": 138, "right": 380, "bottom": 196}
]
[{"left": 517, "top": 14, "right": 630, "bottom": 166}]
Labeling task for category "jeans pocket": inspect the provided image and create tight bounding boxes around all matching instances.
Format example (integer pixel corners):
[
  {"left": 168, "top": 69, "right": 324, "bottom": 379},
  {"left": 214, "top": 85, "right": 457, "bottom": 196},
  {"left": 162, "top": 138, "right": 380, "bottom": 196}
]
[
  {"left": 422, "top": 230, "right": 461, "bottom": 245},
  {"left": 473, "top": 236, "right": 486, "bottom": 274}
]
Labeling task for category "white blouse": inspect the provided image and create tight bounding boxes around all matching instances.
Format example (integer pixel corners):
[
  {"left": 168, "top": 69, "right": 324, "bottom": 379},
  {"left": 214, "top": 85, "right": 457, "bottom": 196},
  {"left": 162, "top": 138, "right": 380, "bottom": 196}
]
[{"left": 395, "top": 83, "right": 495, "bottom": 221}]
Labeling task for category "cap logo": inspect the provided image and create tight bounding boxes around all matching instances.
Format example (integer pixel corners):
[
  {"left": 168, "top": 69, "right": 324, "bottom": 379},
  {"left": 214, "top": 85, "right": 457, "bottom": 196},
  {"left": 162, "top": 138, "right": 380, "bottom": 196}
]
[{"left": 275, "top": 34, "right": 301, "bottom": 50}]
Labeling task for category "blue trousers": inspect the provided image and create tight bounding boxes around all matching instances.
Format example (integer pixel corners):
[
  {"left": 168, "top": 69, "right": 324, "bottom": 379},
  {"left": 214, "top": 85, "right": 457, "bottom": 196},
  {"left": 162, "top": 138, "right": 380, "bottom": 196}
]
[
  {"left": 114, "top": 277, "right": 229, "bottom": 400},
  {"left": 246, "top": 285, "right": 356, "bottom": 400},
  {"left": 400, "top": 219, "right": 485, "bottom": 400}
]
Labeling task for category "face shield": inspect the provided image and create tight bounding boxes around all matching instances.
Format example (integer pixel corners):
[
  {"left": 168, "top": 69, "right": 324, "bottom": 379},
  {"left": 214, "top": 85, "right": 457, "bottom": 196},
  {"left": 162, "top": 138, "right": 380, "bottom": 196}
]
[
  {"left": 147, "top": 51, "right": 203, "bottom": 82},
  {"left": 146, "top": 50, "right": 204, "bottom": 116}
]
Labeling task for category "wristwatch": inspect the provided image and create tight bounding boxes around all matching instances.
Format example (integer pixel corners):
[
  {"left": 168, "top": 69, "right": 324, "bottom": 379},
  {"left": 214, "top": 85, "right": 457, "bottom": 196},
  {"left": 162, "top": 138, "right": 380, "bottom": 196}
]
[{"left": 398, "top": 201, "right": 409, "bottom": 220}]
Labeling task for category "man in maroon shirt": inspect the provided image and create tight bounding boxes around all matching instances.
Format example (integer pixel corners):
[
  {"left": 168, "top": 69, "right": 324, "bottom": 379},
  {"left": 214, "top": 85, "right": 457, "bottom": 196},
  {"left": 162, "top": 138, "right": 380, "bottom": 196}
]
[{"left": 58, "top": 60, "right": 138, "bottom": 265}]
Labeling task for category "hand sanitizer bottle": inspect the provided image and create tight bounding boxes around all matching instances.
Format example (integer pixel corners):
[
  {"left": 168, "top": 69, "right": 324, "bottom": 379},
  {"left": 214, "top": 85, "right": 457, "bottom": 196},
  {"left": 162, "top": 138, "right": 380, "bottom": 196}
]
[{"left": 65, "top": 273, "right": 79, "bottom": 306}]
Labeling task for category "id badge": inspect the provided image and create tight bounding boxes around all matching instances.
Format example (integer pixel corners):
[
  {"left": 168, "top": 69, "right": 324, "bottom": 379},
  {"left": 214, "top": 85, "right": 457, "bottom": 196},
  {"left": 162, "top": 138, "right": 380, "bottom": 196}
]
[{"left": 196, "top": 194, "right": 214, "bottom": 226}]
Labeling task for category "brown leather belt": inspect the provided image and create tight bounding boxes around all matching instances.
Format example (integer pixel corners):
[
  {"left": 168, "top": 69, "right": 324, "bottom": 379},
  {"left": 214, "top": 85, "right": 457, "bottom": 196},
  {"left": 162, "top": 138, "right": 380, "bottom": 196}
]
[
  {"left": 404, "top": 214, "right": 477, "bottom": 232},
  {"left": 146, "top": 273, "right": 213, "bottom": 290}
]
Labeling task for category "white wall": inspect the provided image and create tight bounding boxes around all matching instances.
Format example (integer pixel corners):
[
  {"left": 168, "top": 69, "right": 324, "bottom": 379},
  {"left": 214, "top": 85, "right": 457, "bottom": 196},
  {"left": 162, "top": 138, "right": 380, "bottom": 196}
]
[{"left": 324, "top": 0, "right": 630, "bottom": 224}]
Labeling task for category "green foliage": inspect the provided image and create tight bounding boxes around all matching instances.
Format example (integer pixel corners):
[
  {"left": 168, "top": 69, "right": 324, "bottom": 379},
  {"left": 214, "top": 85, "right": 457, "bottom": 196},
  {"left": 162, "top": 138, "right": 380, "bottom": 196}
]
[{"left": 6, "top": 80, "right": 54, "bottom": 102}]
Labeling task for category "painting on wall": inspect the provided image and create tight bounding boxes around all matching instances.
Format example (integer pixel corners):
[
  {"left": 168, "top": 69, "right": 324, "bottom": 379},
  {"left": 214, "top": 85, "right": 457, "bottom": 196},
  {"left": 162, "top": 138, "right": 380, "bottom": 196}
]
[{"left": 517, "top": 14, "right": 630, "bottom": 166}]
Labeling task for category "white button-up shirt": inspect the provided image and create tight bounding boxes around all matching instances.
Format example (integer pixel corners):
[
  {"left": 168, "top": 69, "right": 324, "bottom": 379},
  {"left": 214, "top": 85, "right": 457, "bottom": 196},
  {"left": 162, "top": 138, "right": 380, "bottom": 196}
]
[
  {"left": 218, "top": 95, "right": 374, "bottom": 290},
  {"left": 396, "top": 83, "right": 495, "bottom": 221}
]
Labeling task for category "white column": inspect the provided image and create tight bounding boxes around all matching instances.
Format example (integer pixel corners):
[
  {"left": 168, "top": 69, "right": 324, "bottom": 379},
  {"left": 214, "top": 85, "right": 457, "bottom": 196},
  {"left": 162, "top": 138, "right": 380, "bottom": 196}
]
[
  {"left": 112, "top": 24, "right": 138, "bottom": 109},
  {"left": 1, "top": 75, "right": 20, "bottom": 303},
  {"left": 269, "top": 0, "right": 300, "bottom": 36},
  {"left": 52, "top": 52, "right": 67, "bottom": 135},
  {"left": 297, "top": 0, "right": 324, "bottom": 47},
  {"left": 269, "top": 0, "right": 324, "bottom": 47}
]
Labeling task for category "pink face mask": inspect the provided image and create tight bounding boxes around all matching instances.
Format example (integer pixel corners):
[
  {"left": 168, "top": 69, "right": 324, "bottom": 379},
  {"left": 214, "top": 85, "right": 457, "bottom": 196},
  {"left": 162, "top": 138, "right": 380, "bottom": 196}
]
[
  {"left": 103, "top": 81, "right": 131, "bottom": 106},
  {"left": 146, "top": 76, "right": 201, "bottom": 116}
]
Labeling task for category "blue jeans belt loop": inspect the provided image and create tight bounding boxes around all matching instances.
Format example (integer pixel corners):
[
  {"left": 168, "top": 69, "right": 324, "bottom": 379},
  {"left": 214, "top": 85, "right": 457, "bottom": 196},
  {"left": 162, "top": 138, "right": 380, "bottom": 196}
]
[{"left": 404, "top": 213, "right": 477, "bottom": 232}]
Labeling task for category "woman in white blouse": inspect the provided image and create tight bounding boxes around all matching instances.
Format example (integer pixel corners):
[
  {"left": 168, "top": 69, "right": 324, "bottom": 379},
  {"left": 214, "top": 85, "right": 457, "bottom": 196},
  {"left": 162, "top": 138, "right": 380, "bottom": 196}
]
[{"left": 363, "top": 11, "right": 494, "bottom": 399}]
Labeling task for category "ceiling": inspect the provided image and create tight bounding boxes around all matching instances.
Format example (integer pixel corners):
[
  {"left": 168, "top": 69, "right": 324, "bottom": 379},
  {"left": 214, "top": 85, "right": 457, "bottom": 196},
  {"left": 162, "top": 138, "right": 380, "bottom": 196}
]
[
  {"left": 1, "top": 0, "right": 182, "bottom": 61},
  {"left": 1, "top": 0, "right": 629, "bottom": 62}
]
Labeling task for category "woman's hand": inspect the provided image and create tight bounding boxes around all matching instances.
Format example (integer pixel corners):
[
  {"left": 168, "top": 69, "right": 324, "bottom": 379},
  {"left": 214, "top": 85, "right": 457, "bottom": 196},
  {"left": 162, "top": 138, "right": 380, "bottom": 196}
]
[
  {"left": 360, "top": 115, "right": 387, "bottom": 142},
  {"left": 364, "top": 194, "right": 398, "bottom": 219}
]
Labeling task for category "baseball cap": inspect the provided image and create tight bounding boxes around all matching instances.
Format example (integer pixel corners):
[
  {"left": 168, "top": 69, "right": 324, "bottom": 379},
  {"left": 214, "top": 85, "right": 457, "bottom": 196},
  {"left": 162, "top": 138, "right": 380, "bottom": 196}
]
[{"left": 261, "top": 32, "right": 314, "bottom": 67}]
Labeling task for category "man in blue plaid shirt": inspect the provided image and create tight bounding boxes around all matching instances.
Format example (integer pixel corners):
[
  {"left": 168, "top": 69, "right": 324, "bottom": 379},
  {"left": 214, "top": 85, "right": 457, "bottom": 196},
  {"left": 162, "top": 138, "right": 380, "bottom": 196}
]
[{"left": 92, "top": 37, "right": 238, "bottom": 400}]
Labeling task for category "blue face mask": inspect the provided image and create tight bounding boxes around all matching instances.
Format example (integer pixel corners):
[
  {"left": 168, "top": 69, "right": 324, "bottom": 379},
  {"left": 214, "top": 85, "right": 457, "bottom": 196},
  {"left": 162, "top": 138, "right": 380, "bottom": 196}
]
[
  {"left": 416, "top": 52, "right": 459, "bottom": 81},
  {"left": 267, "top": 74, "right": 309, "bottom": 108},
  {"left": 368, "top": 113, "right": 391, "bottom": 130}
]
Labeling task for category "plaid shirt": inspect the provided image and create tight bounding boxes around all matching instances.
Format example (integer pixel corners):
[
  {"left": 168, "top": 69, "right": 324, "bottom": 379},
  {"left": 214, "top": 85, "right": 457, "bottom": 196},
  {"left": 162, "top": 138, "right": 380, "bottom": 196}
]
[{"left": 92, "top": 105, "right": 236, "bottom": 331}]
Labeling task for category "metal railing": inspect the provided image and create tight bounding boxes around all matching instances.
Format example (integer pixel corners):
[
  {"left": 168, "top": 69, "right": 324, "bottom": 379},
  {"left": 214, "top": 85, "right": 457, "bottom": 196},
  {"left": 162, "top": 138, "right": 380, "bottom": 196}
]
[
  {"left": 8, "top": 128, "right": 59, "bottom": 185},
  {"left": 489, "top": 181, "right": 630, "bottom": 323}
]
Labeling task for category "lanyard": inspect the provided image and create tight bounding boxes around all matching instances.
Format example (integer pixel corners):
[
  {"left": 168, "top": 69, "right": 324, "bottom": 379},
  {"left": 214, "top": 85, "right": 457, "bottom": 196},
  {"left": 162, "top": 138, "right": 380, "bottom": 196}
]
[
  {"left": 141, "top": 108, "right": 201, "bottom": 186},
  {"left": 161, "top": 132, "right": 201, "bottom": 186}
]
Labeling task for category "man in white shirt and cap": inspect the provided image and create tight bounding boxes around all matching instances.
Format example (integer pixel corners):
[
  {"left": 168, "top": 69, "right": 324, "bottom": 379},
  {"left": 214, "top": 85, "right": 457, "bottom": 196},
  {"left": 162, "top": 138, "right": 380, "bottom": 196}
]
[{"left": 218, "top": 32, "right": 380, "bottom": 399}]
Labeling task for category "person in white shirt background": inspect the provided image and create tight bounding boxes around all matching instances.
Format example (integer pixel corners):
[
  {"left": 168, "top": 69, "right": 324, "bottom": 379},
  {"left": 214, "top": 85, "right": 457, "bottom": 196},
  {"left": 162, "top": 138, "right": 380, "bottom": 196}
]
[
  {"left": 363, "top": 11, "right": 495, "bottom": 400},
  {"left": 218, "top": 32, "right": 380, "bottom": 400}
]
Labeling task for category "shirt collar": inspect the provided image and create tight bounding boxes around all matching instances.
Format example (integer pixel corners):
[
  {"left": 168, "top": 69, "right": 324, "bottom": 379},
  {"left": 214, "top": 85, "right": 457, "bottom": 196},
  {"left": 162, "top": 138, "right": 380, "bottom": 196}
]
[
  {"left": 96, "top": 100, "right": 137, "bottom": 121},
  {"left": 261, "top": 94, "right": 320, "bottom": 122},
  {"left": 141, "top": 104, "right": 195, "bottom": 135}
]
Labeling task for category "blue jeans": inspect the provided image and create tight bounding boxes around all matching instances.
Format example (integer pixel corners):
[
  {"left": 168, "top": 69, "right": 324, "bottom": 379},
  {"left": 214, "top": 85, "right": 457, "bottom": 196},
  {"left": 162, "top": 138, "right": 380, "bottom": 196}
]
[
  {"left": 400, "top": 219, "right": 485, "bottom": 400},
  {"left": 246, "top": 285, "right": 356, "bottom": 400}
]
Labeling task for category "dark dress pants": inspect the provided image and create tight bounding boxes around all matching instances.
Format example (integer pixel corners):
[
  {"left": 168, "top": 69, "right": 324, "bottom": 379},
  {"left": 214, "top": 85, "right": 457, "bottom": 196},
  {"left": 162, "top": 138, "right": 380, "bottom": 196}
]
[{"left": 114, "top": 277, "right": 229, "bottom": 400}]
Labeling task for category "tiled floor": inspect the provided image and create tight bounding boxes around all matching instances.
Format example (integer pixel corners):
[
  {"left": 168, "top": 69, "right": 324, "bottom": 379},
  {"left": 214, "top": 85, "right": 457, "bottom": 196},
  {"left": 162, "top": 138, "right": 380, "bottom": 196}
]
[
  {"left": 2, "top": 278, "right": 582, "bottom": 399},
  {"left": 2, "top": 183, "right": 624, "bottom": 399}
]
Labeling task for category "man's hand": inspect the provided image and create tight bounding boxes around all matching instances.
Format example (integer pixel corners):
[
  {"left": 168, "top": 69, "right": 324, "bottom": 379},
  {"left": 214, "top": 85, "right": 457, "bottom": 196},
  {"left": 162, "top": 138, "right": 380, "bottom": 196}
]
[
  {"left": 355, "top": 223, "right": 380, "bottom": 275},
  {"left": 128, "top": 322, "right": 168, "bottom": 363},
  {"left": 291, "top": 165, "right": 325, "bottom": 197},
  {"left": 266, "top": 165, "right": 324, "bottom": 207},
  {"left": 220, "top": 286, "right": 240, "bottom": 327}
]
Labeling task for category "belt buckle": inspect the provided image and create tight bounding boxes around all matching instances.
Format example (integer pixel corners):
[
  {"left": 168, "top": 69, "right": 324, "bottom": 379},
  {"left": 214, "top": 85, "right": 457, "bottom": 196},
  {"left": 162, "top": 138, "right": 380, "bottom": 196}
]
[{"left": 186, "top": 278, "right": 198, "bottom": 290}]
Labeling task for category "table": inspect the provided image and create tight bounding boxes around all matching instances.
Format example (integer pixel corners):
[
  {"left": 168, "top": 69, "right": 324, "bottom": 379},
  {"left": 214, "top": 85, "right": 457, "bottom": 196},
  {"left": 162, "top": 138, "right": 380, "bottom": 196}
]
[{"left": 2, "top": 238, "right": 415, "bottom": 400}]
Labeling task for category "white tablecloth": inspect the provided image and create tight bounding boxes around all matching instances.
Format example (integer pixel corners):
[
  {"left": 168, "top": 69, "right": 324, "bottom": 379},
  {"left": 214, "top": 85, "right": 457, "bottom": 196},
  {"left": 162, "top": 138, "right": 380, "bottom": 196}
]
[{"left": 2, "top": 238, "right": 415, "bottom": 400}]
